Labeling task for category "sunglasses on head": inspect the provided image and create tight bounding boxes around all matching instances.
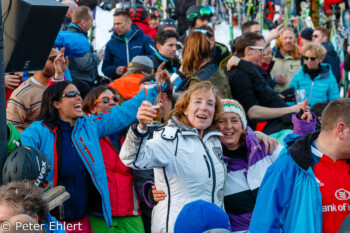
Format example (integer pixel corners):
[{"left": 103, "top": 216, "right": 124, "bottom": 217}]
[
  {"left": 303, "top": 56, "right": 317, "bottom": 61},
  {"left": 193, "top": 29, "right": 214, "bottom": 36},
  {"left": 48, "top": 55, "right": 57, "bottom": 62},
  {"left": 187, "top": 6, "right": 213, "bottom": 19},
  {"left": 58, "top": 91, "right": 81, "bottom": 100},
  {"left": 93, "top": 95, "right": 120, "bottom": 105},
  {"left": 249, "top": 46, "right": 265, "bottom": 53}
]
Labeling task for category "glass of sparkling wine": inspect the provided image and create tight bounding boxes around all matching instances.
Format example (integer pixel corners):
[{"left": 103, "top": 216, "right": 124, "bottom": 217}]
[
  {"left": 144, "top": 81, "right": 161, "bottom": 126},
  {"left": 295, "top": 89, "right": 306, "bottom": 104}
]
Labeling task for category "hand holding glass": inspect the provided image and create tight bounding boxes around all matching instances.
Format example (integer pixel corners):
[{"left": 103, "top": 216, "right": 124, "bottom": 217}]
[
  {"left": 144, "top": 81, "right": 161, "bottom": 126},
  {"left": 295, "top": 89, "right": 306, "bottom": 104}
]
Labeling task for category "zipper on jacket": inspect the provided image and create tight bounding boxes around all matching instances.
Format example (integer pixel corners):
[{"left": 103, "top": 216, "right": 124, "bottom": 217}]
[
  {"left": 199, "top": 138, "right": 216, "bottom": 204},
  {"left": 309, "top": 81, "right": 314, "bottom": 104},
  {"left": 125, "top": 38, "right": 130, "bottom": 65},
  {"left": 203, "top": 155, "right": 211, "bottom": 178},
  {"left": 80, "top": 138, "right": 95, "bottom": 163}
]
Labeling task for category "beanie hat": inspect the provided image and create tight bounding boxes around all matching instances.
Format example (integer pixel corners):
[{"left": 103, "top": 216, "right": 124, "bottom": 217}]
[
  {"left": 128, "top": 56, "right": 154, "bottom": 74},
  {"left": 221, "top": 99, "right": 247, "bottom": 130},
  {"left": 174, "top": 200, "right": 231, "bottom": 233},
  {"left": 300, "top": 27, "right": 314, "bottom": 41}
]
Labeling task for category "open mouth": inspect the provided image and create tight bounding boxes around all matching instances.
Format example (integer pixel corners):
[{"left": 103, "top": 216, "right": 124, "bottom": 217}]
[
  {"left": 73, "top": 104, "right": 82, "bottom": 111},
  {"left": 224, "top": 132, "right": 234, "bottom": 136},
  {"left": 197, "top": 114, "right": 207, "bottom": 120}
]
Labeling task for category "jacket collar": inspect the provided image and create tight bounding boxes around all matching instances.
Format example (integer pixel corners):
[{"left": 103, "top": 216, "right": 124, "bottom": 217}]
[
  {"left": 67, "top": 23, "right": 87, "bottom": 37},
  {"left": 288, "top": 132, "right": 320, "bottom": 170}
]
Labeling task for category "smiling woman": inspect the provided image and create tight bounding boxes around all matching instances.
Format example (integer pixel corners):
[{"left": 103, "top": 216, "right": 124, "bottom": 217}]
[
  {"left": 120, "top": 81, "right": 226, "bottom": 232},
  {"left": 20, "top": 80, "right": 159, "bottom": 232}
]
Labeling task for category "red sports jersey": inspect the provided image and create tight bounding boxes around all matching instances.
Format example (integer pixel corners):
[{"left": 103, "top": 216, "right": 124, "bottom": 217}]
[{"left": 313, "top": 149, "right": 350, "bottom": 233}]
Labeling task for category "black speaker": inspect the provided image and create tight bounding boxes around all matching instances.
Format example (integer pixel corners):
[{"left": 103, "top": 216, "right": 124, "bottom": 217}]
[{"left": 1, "top": 0, "right": 68, "bottom": 72}]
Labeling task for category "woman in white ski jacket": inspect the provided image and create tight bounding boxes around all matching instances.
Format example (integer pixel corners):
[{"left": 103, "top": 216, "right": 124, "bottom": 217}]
[{"left": 120, "top": 81, "right": 226, "bottom": 233}]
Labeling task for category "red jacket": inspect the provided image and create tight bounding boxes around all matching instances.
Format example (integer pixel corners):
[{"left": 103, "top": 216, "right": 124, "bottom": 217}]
[
  {"left": 99, "top": 137, "right": 141, "bottom": 217},
  {"left": 134, "top": 22, "right": 157, "bottom": 40}
]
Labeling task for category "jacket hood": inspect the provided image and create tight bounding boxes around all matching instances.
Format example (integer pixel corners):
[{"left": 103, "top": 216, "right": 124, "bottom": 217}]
[
  {"left": 111, "top": 23, "right": 142, "bottom": 41},
  {"left": 66, "top": 23, "right": 87, "bottom": 37},
  {"left": 287, "top": 132, "right": 320, "bottom": 170},
  {"left": 193, "top": 62, "right": 219, "bottom": 81}
]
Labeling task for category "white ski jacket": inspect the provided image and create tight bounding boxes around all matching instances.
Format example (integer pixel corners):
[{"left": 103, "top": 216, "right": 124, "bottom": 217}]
[{"left": 120, "top": 117, "right": 226, "bottom": 233}]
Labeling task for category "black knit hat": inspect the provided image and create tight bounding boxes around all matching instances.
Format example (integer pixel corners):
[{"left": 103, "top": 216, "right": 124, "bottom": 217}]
[{"left": 300, "top": 27, "right": 314, "bottom": 41}]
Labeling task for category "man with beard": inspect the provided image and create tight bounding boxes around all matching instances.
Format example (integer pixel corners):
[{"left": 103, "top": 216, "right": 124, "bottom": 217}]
[
  {"left": 6, "top": 48, "right": 67, "bottom": 132},
  {"left": 225, "top": 33, "right": 303, "bottom": 134},
  {"left": 270, "top": 27, "right": 302, "bottom": 92}
]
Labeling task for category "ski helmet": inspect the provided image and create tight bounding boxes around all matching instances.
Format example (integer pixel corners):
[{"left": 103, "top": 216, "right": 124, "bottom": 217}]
[
  {"left": 7, "top": 121, "right": 21, "bottom": 154},
  {"left": 149, "top": 6, "right": 161, "bottom": 18},
  {"left": 2, "top": 146, "right": 51, "bottom": 188},
  {"left": 158, "top": 18, "right": 177, "bottom": 31},
  {"left": 129, "top": 4, "right": 149, "bottom": 22},
  {"left": 186, "top": 5, "right": 213, "bottom": 28}
]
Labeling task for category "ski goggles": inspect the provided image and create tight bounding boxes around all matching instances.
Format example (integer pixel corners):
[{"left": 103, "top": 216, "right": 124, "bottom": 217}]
[
  {"left": 58, "top": 91, "right": 81, "bottom": 100},
  {"left": 150, "top": 10, "right": 160, "bottom": 18},
  {"left": 93, "top": 95, "right": 120, "bottom": 105},
  {"left": 249, "top": 46, "right": 265, "bottom": 53},
  {"left": 187, "top": 6, "right": 213, "bottom": 19}
]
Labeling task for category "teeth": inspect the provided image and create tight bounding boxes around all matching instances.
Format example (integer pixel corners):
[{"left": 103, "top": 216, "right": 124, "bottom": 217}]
[
  {"left": 74, "top": 104, "right": 81, "bottom": 108},
  {"left": 224, "top": 133, "right": 234, "bottom": 135},
  {"left": 197, "top": 115, "right": 207, "bottom": 119}
]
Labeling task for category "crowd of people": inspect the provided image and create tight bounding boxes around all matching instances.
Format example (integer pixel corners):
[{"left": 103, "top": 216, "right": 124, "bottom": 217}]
[{"left": 3, "top": 1, "right": 350, "bottom": 233}]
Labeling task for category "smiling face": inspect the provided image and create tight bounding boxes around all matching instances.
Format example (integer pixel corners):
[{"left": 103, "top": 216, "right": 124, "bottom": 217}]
[
  {"left": 184, "top": 90, "right": 216, "bottom": 138},
  {"left": 91, "top": 90, "right": 118, "bottom": 115},
  {"left": 53, "top": 84, "right": 83, "bottom": 126},
  {"left": 218, "top": 112, "right": 244, "bottom": 150}
]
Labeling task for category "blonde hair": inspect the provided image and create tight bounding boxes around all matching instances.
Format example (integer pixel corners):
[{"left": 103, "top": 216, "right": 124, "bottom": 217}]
[
  {"left": 302, "top": 42, "right": 327, "bottom": 60},
  {"left": 165, "top": 81, "right": 222, "bottom": 130}
]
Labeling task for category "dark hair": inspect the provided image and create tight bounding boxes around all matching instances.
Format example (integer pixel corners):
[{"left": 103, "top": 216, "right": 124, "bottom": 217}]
[
  {"left": 0, "top": 180, "right": 48, "bottom": 224},
  {"left": 241, "top": 21, "right": 259, "bottom": 34},
  {"left": 114, "top": 10, "right": 131, "bottom": 18},
  {"left": 235, "top": 33, "right": 264, "bottom": 58},
  {"left": 37, "top": 81, "right": 72, "bottom": 124},
  {"left": 310, "top": 102, "right": 329, "bottom": 117},
  {"left": 194, "top": 25, "right": 214, "bottom": 40},
  {"left": 154, "top": 30, "right": 179, "bottom": 46},
  {"left": 82, "top": 85, "right": 118, "bottom": 114},
  {"left": 140, "top": 74, "right": 173, "bottom": 101}
]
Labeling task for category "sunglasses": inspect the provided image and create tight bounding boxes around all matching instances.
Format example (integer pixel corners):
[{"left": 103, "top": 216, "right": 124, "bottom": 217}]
[
  {"left": 187, "top": 6, "right": 213, "bottom": 19},
  {"left": 249, "top": 46, "right": 265, "bottom": 53},
  {"left": 48, "top": 55, "right": 57, "bottom": 62},
  {"left": 312, "top": 34, "right": 319, "bottom": 38},
  {"left": 58, "top": 91, "right": 81, "bottom": 100},
  {"left": 93, "top": 95, "right": 120, "bottom": 105},
  {"left": 303, "top": 56, "right": 317, "bottom": 61}
]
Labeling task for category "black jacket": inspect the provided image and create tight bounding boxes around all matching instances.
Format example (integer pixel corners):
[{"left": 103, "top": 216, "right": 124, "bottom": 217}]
[{"left": 152, "top": 52, "right": 180, "bottom": 75}]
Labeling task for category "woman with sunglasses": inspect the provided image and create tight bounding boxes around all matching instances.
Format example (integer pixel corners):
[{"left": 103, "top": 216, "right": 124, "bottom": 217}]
[
  {"left": 173, "top": 31, "right": 231, "bottom": 98},
  {"left": 81, "top": 86, "right": 145, "bottom": 233},
  {"left": 289, "top": 42, "right": 339, "bottom": 107},
  {"left": 20, "top": 80, "right": 162, "bottom": 232}
]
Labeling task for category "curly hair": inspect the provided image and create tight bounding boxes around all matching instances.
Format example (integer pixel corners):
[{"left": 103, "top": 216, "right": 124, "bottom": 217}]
[
  {"left": 0, "top": 181, "right": 48, "bottom": 224},
  {"left": 165, "top": 81, "right": 222, "bottom": 131},
  {"left": 275, "top": 27, "right": 301, "bottom": 60},
  {"left": 302, "top": 42, "right": 327, "bottom": 60}
]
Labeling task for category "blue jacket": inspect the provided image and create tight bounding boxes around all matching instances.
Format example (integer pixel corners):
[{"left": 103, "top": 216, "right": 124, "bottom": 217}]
[
  {"left": 322, "top": 41, "right": 341, "bottom": 83},
  {"left": 21, "top": 88, "right": 156, "bottom": 228},
  {"left": 249, "top": 133, "right": 323, "bottom": 233},
  {"left": 289, "top": 63, "right": 339, "bottom": 107},
  {"left": 102, "top": 24, "right": 156, "bottom": 79}
]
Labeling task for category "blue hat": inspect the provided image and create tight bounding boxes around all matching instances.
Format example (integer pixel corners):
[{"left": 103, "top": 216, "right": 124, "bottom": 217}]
[{"left": 174, "top": 200, "right": 231, "bottom": 233}]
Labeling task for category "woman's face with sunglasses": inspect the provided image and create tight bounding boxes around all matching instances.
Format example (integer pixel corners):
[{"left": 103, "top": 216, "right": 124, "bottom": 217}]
[
  {"left": 91, "top": 90, "right": 119, "bottom": 115},
  {"left": 304, "top": 50, "right": 321, "bottom": 70},
  {"left": 53, "top": 84, "right": 83, "bottom": 125}
]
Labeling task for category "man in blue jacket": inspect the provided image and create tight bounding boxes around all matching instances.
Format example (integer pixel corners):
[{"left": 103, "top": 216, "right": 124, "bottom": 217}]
[
  {"left": 312, "top": 27, "right": 341, "bottom": 84},
  {"left": 102, "top": 10, "right": 156, "bottom": 80},
  {"left": 250, "top": 98, "right": 350, "bottom": 233}
]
